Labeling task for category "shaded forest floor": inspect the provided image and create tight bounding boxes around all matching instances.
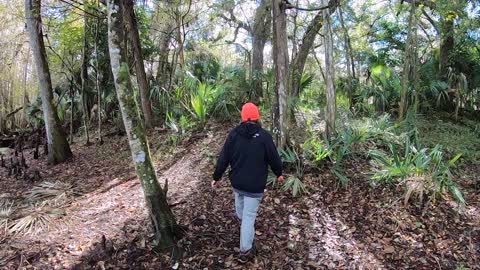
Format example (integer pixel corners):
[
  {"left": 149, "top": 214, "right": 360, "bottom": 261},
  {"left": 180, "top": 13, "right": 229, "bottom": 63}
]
[{"left": 1, "top": 122, "right": 479, "bottom": 269}]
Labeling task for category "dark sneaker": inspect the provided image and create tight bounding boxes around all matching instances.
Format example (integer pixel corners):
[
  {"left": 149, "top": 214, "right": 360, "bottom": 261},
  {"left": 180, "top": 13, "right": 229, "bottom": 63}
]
[
  {"left": 237, "top": 242, "right": 256, "bottom": 264},
  {"left": 237, "top": 249, "right": 254, "bottom": 264}
]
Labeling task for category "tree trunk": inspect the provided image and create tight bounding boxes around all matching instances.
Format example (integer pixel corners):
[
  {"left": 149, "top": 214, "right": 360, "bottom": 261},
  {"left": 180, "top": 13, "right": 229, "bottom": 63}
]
[
  {"left": 251, "top": 0, "right": 271, "bottom": 102},
  {"left": 94, "top": 7, "right": 103, "bottom": 144},
  {"left": 107, "top": 0, "right": 179, "bottom": 249},
  {"left": 81, "top": 0, "right": 91, "bottom": 145},
  {"left": 69, "top": 77, "right": 75, "bottom": 143},
  {"left": 323, "top": 0, "right": 336, "bottom": 139},
  {"left": 272, "top": 0, "right": 289, "bottom": 149},
  {"left": 399, "top": 0, "right": 417, "bottom": 120},
  {"left": 124, "top": 0, "right": 153, "bottom": 128},
  {"left": 23, "top": 48, "right": 30, "bottom": 127},
  {"left": 290, "top": 1, "right": 338, "bottom": 98},
  {"left": 338, "top": 5, "right": 355, "bottom": 108},
  {"left": 156, "top": 22, "right": 174, "bottom": 90},
  {"left": 439, "top": 15, "right": 454, "bottom": 80},
  {"left": 25, "top": 0, "right": 72, "bottom": 164}
]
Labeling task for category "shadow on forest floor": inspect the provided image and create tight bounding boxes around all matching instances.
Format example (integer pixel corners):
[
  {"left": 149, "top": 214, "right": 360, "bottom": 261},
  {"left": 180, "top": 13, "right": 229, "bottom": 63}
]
[{"left": 1, "top": 122, "right": 479, "bottom": 269}]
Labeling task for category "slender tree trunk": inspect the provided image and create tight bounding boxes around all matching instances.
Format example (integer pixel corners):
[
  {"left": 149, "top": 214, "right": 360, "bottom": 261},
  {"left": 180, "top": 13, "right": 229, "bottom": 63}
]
[
  {"left": 272, "top": 0, "right": 289, "bottom": 148},
  {"left": 175, "top": 8, "right": 185, "bottom": 70},
  {"left": 69, "top": 77, "right": 74, "bottom": 143},
  {"left": 107, "top": 0, "right": 179, "bottom": 249},
  {"left": 399, "top": 0, "right": 417, "bottom": 120},
  {"left": 323, "top": 0, "right": 336, "bottom": 139},
  {"left": 94, "top": 9, "right": 103, "bottom": 144},
  {"left": 25, "top": 0, "right": 72, "bottom": 164},
  {"left": 81, "top": 0, "right": 91, "bottom": 145},
  {"left": 23, "top": 48, "right": 30, "bottom": 127},
  {"left": 124, "top": 0, "right": 153, "bottom": 128},
  {"left": 338, "top": 5, "right": 355, "bottom": 108}
]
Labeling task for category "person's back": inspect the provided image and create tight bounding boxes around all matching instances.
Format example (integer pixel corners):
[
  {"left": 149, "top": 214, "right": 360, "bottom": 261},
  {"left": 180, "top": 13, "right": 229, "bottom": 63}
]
[{"left": 211, "top": 103, "right": 283, "bottom": 263}]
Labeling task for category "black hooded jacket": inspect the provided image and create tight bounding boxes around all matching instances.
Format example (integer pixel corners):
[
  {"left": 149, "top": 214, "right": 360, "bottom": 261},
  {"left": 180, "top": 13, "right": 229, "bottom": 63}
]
[{"left": 213, "top": 122, "right": 283, "bottom": 193}]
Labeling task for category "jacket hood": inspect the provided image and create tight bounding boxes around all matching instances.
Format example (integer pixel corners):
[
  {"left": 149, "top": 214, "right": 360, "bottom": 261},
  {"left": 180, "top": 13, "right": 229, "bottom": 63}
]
[{"left": 236, "top": 122, "right": 261, "bottom": 138}]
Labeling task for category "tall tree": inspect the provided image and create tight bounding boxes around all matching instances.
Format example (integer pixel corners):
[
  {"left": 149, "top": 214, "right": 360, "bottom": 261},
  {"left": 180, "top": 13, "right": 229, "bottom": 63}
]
[
  {"left": 289, "top": 1, "right": 339, "bottom": 98},
  {"left": 124, "top": 0, "right": 153, "bottom": 128},
  {"left": 81, "top": 0, "right": 91, "bottom": 145},
  {"left": 107, "top": 0, "right": 179, "bottom": 248},
  {"left": 399, "top": 0, "right": 418, "bottom": 120},
  {"left": 25, "top": 0, "right": 72, "bottom": 164},
  {"left": 272, "top": 0, "right": 289, "bottom": 148},
  {"left": 218, "top": 0, "right": 271, "bottom": 101},
  {"left": 323, "top": 0, "right": 336, "bottom": 139},
  {"left": 251, "top": 0, "right": 271, "bottom": 101},
  {"left": 338, "top": 5, "right": 356, "bottom": 107}
]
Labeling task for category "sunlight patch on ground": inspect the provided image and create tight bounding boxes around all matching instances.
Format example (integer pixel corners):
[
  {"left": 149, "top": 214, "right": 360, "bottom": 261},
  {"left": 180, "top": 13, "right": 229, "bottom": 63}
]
[{"left": 305, "top": 194, "right": 384, "bottom": 269}]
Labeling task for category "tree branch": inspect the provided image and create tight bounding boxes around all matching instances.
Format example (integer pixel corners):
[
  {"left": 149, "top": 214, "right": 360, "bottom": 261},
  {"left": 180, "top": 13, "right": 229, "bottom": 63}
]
[{"left": 286, "top": 0, "right": 339, "bottom": 12}]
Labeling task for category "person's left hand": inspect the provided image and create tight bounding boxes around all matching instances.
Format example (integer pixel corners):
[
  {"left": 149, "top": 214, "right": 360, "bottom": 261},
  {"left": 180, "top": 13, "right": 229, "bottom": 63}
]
[{"left": 211, "top": 180, "right": 220, "bottom": 189}]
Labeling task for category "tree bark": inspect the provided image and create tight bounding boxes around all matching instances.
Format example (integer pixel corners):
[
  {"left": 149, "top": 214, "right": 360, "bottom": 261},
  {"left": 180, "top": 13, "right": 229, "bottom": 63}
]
[
  {"left": 290, "top": 1, "right": 338, "bottom": 98},
  {"left": 272, "top": 0, "right": 289, "bottom": 148},
  {"left": 107, "top": 0, "right": 179, "bottom": 249},
  {"left": 25, "top": 0, "right": 72, "bottom": 164},
  {"left": 81, "top": 0, "right": 91, "bottom": 145},
  {"left": 156, "top": 22, "right": 174, "bottom": 90},
  {"left": 251, "top": 0, "right": 271, "bottom": 102},
  {"left": 399, "top": 0, "right": 417, "bottom": 120},
  {"left": 23, "top": 48, "right": 30, "bottom": 127},
  {"left": 439, "top": 15, "right": 454, "bottom": 80},
  {"left": 338, "top": 5, "right": 355, "bottom": 108},
  {"left": 94, "top": 6, "right": 103, "bottom": 144},
  {"left": 323, "top": 0, "right": 336, "bottom": 139},
  {"left": 124, "top": 0, "right": 153, "bottom": 128}
]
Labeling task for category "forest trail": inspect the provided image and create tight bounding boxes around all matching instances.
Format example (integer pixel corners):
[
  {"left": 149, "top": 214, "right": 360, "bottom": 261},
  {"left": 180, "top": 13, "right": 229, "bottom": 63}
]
[{"left": 1, "top": 124, "right": 479, "bottom": 269}]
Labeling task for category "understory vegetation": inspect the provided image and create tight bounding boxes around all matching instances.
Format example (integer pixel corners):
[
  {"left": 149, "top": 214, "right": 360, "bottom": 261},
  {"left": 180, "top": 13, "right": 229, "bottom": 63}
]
[{"left": 0, "top": 0, "right": 479, "bottom": 268}]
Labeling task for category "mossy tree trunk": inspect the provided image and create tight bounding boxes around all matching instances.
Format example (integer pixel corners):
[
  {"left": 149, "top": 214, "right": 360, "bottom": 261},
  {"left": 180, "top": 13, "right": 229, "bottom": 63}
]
[
  {"left": 25, "top": 0, "right": 72, "bottom": 164},
  {"left": 124, "top": 0, "right": 153, "bottom": 128},
  {"left": 107, "top": 0, "right": 178, "bottom": 249}
]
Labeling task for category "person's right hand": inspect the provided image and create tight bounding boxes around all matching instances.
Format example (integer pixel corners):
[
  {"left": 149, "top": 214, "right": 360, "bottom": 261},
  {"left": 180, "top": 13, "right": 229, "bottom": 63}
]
[
  {"left": 211, "top": 180, "right": 220, "bottom": 189},
  {"left": 277, "top": 176, "right": 284, "bottom": 183}
]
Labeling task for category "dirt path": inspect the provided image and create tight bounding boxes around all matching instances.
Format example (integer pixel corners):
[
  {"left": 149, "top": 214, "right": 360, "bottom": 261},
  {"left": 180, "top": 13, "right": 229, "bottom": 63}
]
[{"left": 1, "top": 124, "right": 479, "bottom": 269}]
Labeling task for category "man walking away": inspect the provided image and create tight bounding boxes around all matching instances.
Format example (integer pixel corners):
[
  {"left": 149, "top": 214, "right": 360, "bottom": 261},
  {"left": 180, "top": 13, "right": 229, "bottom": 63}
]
[{"left": 211, "top": 102, "right": 283, "bottom": 263}]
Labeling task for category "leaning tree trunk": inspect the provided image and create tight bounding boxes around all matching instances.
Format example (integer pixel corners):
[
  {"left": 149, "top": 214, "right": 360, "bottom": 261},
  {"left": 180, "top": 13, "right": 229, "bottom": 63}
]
[
  {"left": 107, "top": 0, "right": 178, "bottom": 249},
  {"left": 290, "top": 0, "right": 338, "bottom": 98},
  {"left": 25, "top": 0, "right": 72, "bottom": 164},
  {"left": 124, "top": 0, "right": 153, "bottom": 128},
  {"left": 272, "top": 0, "right": 289, "bottom": 149},
  {"left": 323, "top": 0, "right": 336, "bottom": 139}
]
